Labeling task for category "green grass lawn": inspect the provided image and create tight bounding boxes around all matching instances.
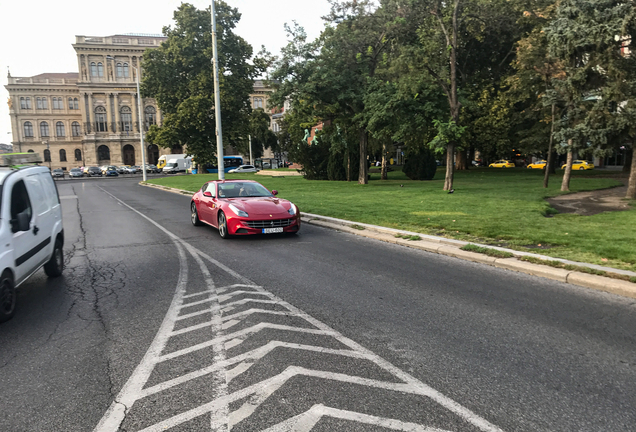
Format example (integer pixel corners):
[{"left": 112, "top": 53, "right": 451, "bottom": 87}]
[{"left": 148, "top": 168, "right": 636, "bottom": 271}]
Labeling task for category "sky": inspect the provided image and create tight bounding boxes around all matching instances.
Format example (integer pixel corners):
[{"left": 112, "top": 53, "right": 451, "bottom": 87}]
[{"left": 0, "top": 0, "right": 332, "bottom": 146}]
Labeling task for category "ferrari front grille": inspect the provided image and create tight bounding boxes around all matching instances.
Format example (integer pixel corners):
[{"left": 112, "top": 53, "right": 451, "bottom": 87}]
[{"left": 245, "top": 219, "right": 294, "bottom": 229}]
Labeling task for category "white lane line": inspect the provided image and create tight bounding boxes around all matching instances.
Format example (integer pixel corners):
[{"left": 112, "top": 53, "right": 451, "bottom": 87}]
[
  {"left": 179, "top": 296, "right": 216, "bottom": 309},
  {"left": 157, "top": 323, "right": 337, "bottom": 362},
  {"left": 183, "top": 289, "right": 216, "bottom": 299},
  {"left": 140, "top": 342, "right": 367, "bottom": 400},
  {"left": 224, "top": 338, "right": 243, "bottom": 350},
  {"left": 93, "top": 241, "right": 189, "bottom": 432},
  {"left": 218, "top": 291, "right": 272, "bottom": 303},
  {"left": 176, "top": 308, "right": 211, "bottom": 321},
  {"left": 226, "top": 361, "right": 253, "bottom": 382},
  {"left": 222, "top": 308, "right": 300, "bottom": 322},
  {"left": 171, "top": 320, "right": 216, "bottom": 336},
  {"left": 261, "top": 404, "right": 453, "bottom": 432},
  {"left": 222, "top": 319, "right": 241, "bottom": 330}
]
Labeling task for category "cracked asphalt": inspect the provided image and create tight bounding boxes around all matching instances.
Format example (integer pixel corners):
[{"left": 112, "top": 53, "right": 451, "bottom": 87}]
[{"left": 1, "top": 177, "right": 635, "bottom": 431}]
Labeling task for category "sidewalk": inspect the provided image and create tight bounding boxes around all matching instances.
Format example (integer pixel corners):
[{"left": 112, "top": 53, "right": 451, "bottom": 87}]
[{"left": 141, "top": 182, "right": 636, "bottom": 300}]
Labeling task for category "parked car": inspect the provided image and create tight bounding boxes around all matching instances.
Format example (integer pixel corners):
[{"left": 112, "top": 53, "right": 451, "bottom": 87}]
[
  {"left": 190, "top": 180, "right": 301, "bottom": 239},
  {"left": 104, "top": 166, "right": 119, "bottom": 177},
  {"left": 527, "top": 160, "right": 547, "bottom": 169},
  {"left": 86, "top": 166, "right": 102, "bottom": 177},
  {"left": 0, "top": 160, "right": 64, "bottom": 322},
  {"left": 123, "top": 166, "right": 136, "bottom": 174},
  {"left": 145, "top": 164, "right": 160, "bottom": 173},
  {"left": 228, "top": 165, "right": 259, "bottom": 173},
  {"left": 489, "top": 160, "right": 515, "bottom": 168},
  {"left": 117, "top": 166, "right": 128, "bottom": 174},
  {"left": 562, "top": 160, "right": 594, "bottom": 170},
  {"left": 69, "top": 168, "right": 83, "bottom": 178},
  {"left": 52, "top": 169, "right": 64, "bottom": 178}
]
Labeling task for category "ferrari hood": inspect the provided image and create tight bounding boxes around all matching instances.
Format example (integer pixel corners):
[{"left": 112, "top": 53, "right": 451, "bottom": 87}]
[{"left": 229, "top": 197, "right": 292, "bottom": 216}]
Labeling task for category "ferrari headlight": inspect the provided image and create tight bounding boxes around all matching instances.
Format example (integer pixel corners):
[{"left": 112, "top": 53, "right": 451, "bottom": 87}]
[
  {"left": 288, "top": 204, "right": 297, "bottom": 215},
  {"left": 228, "top": 204, "right": 248, "bottom": 217}
]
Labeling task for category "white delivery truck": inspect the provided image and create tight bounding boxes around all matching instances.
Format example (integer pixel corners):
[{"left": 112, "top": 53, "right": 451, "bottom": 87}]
[{"left": 162, "top": 157, "right": 192, "bottom": 174}]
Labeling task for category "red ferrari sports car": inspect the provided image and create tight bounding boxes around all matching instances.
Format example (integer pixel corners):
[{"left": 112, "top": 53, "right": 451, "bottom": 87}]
[{"left": 190, "top": 179, "right": 301, "bottom": 238}]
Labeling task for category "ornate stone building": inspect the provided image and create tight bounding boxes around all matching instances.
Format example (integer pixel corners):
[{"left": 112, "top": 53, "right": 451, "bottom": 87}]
[{"left": 6, "top": 34, "right": 281, "bottom": 170}]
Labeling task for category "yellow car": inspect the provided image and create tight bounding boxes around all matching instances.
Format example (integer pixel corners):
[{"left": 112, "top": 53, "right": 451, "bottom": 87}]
[
  {"left": 561, "top": 160, "right": 594, "bottom": 170},
  {"left": 489, "top": 160, "right": 515, "bottom": 168},
  {"left": 527, "top": 160, "right": 547, "bottom": 169}
]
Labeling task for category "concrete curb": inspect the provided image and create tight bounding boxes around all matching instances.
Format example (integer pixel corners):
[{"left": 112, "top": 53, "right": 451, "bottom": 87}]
[{"left": 138, "top": 181, "right": 636, "bottom": 300}]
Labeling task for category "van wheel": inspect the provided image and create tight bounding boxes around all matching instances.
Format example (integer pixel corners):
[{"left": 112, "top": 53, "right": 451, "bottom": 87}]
[
  {"left": 218, "top": 212, "right": 230, "bottom": 239},
  {"left": 44, "top": 239, "right": 63, "bottom": 277},
  {"left": 0, "top": 271, "right": 16, "bottom": 323}
]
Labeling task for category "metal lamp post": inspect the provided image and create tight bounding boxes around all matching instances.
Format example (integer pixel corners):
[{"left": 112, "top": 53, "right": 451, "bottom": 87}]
[
  {"left": 211, "top": 0, "right": 225, "bottom": 180},
  {"left": 107, "top": 56, "right": 147, "bottom": 181}
]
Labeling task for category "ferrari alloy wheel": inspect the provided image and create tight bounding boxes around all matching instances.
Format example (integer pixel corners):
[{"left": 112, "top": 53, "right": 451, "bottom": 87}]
[
  {"left": 218, "top": 211, "right": 229, "bottom": 239},
  {"left": 0, "top": 271, "right": 16, "bottom": 323},
  {"left": 191, "top": 202, "right": 203, "bottom": 226}
]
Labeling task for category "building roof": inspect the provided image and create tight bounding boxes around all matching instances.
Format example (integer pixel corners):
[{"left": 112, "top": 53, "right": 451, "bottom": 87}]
[{"left": 31, "top": 73, "right": 79, "bottom": 79}]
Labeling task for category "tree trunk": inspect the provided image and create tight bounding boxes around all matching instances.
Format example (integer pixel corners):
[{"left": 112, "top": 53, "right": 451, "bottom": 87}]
[
  {"left": 548, "top": 150, "right": 557, "bottom": 174},
  {"left": 358, "top": 129, "right": 368, "bottom": 184},
  {"left": 543, "top": 102, "right": 556, "bottom": 188},
  {"left": 346, "top": 151, "right": 351, "bottom": 182},
  {"left": 444, "top": 143, "right": 455, "bottom": 191},
  {"left": 455, "top": 149, "right": 468, "bottom": 170},
  {"left": 381, "top": 141, "right": 388, "bottom": 180},
  {"left": 561, "top": 145, "right": 573, "bottom": 192},
  {"left": 626, "top": 146, "right": 636, "bottom": 199}
]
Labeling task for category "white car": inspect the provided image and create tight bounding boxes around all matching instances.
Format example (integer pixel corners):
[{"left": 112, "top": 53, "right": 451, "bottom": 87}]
[
  {"left": 0, "top": 156, "right": 64, "bottom": 323},
  {"left": 228, "top": 165, "right": 259, "bottom": 173}
]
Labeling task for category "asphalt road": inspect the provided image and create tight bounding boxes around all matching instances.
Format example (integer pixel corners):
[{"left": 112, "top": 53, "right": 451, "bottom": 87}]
[{"left": 1, "top": 177, "right": 635, "bottom": 432}]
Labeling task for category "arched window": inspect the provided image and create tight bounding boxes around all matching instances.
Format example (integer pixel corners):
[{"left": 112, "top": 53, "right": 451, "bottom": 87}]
[
  {"left": 23, "top": 122, "right": 33, "bottom": 137},
  {"left": 40, "top": 121, "right": 49, "bottom": 137},
  {"left": 123, "top": 63, "right": 130, "bottom": 78},
  {"left": 116, "top": 63, "right": 123, "bottom": 77},
  {"left": 254, "top": 98, "right": 263, "bottom": 109},
  {"left": 121, "top": 106, "right": 132, "bottom": 132},
  {"left": 97, "top": 145, "right": 110, "bottom": 161},
  {"left": 59, "top": 149, "right": 67, "bottom": 162},
  {"left": 144, "top": 106, "right": 156, "bottom": 130},
  {"left": 43, "top": 149, "right": 51, "bottom": 162},
  {"left": 75, "top": 149, "right": 82, "bottom": 161},
  {"left": 56, "top": 121, "right": 65, "bottom": 137},
  {"left": 73, "top": 98, "right": 79, "bottom": 110},
  {"left": 97, "top": 62, "right": 104, "bottom": 77},
  {"left": 27, "top": 149, "right": 34, "bottom": 153},
  {"left": 95, "top": 106, "right": 107, "bottom": 132},
  {"left": 68, "top": 97, "right": 74, "bottom": 109},
  {"left": 72, "top": 121, "right": 81, "bottom": 137},
  {"left": 91, "top": 62, "right": 98, "bottom": 76}
]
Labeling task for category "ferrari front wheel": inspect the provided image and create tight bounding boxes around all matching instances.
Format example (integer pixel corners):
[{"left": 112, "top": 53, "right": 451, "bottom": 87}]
[
  {"left": 218, "top": 211, "right": 229, "bottom": 239},
  {"left": 191, "top": 202, "right": 203, "bottom": 226}
]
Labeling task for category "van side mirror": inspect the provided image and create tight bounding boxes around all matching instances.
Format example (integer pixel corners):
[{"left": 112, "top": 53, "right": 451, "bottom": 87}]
[
  {"left": 272, "top": 190, "right": 278, "bottom": 196},
  {"left": 11, "top": 211, "right": 31, "bottom": 233}
]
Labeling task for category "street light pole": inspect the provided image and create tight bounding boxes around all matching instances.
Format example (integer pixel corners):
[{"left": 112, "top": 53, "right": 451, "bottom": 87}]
[
  {"left": 249, "top": 135, "right": 253, "bottom": 165},
  {"left": 211, "top": 0, "right": 225, "bottom": 180},
  {"left": 135, "top": 66, "right": 148, "bottom": 182}
]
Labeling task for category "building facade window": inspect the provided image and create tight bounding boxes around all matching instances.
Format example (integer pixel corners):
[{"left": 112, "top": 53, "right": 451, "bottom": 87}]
[
  {"left": 121, "top": 106, "right": 132, "bottom": 132},
  {"left": 72, "top": 121, "right": 81, "bottom": 137},
  {"left": 20, "top": 97, "right": 28, "bottom": 109},
  {"left": 97, "top": 62, "right": 104, "bottom": 77},
  {"left": 253, "top": 97, "right": 263, "bottom": 108},
  {"left": 56, "top": 122, "right": 65, "bottom": 137},
  {"left": 123, "top": 63, "right": 130, "bottom": 78},
  {"left": 59, "top": 149, "right": 67, "bottom": 162},
  {"left": 97, "top": 145, "right": 110, "bottom": 161},
  {"left": 75, "top": 149, "right": 82, "bottom": 161},
  {"left": 91, "top": 62, "right": 98, "bottom": 77},
  {"left": 37, "top": 97, "right": 48, "bottom": 109},
  {"left": 144, "top": 106, "right": 156, "bottom": 130},
  {"left": 116, "top": 63, "right": 123, "bottom": 77},
  {"left": 73, "top": 98, "right": 79, "bottom": 109},
  {"left": 23, "top": 122, "right": 33, "bottom": 137},
  {"left": 40, "top": 121, "right": 49, "bottom": 137},
  {"left": 95, "top": 106, "right": 107, "bottom": 132},
  {"left": 53, "top": 97, "right": 62, "bottom": 109},
  {"left": 68, "top": 97, "right": 74, "bottom": 109},
  {"left": 44, "top": 149, "right": 51, "bottom": 162}
]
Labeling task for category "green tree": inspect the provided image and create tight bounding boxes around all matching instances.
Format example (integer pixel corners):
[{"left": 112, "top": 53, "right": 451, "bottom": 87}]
[{"left": 142, "top": 2, "right": 261, "bottom": 168}]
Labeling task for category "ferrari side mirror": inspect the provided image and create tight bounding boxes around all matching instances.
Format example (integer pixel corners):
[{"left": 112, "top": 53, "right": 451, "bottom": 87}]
[
  {"left": 272, "top": 190, "right": 278, "bottom": 196},
  {"left": 203, "top": 191, "right": 212, "bottom": 197}
]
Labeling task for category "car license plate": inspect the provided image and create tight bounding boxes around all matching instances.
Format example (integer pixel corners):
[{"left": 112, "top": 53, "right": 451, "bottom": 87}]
[{"left": 262, "top": 227, "right": 283, "bottom": 234}]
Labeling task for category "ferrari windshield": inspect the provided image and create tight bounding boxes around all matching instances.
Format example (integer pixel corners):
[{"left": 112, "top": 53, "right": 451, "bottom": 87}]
[{"left": 218, "top": 182, "right": 272, "bottom": 198}]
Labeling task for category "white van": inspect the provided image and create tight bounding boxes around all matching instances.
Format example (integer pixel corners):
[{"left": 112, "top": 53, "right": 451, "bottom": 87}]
[
  {"left": 162, "top": 157, "right": 192, "bottom": 174},
  {"left": 0, "top": 155, "right": 64, "bottom": 323}
]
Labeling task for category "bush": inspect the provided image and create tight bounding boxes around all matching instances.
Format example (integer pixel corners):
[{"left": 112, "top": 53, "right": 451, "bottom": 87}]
[
  {"left": 403, "top": 147, "right": 438, "bottom": 180},
  {"left": 328, "top": 149, "right": 347, "bottom": 181}
]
